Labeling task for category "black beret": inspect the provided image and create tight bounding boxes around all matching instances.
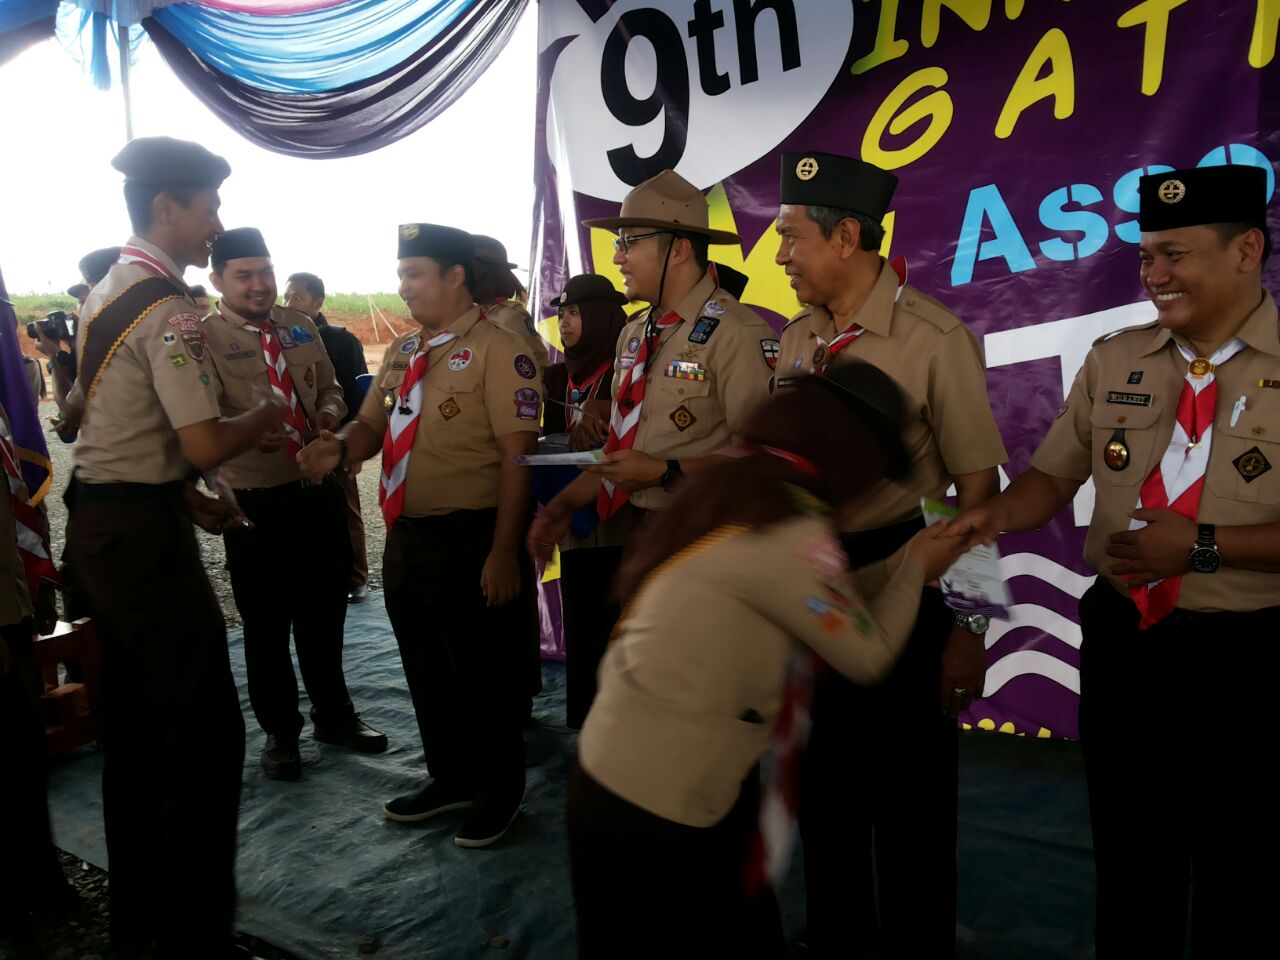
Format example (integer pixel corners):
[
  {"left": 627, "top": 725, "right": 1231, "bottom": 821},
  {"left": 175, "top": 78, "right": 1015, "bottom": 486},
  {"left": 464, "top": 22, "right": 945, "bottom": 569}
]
[
  {"left": 211, "top": 227, "right": 271, "bottom": 264},
  {"left": 77, "top": 246, "right": 122, "bottom": 286},
  {"left": 780, "top": 152, "right": 898, "bottom": 222},
  {"left": 549, "top": 274, "right": 628, "bottom": 310},
  {"left": 1138, "top": 165, "right": 1269, "bottom": 232},
  {"left": 111, "top": 136, "right": 231, "bottom": 188},
  {"left": 398, "top": 223, "right": 474, "bottom": 263}
]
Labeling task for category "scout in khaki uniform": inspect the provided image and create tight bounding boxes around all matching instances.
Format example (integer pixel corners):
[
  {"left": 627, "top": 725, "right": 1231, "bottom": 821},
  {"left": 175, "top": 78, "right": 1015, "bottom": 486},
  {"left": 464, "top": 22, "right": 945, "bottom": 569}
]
[
  {"left": 204, "top": 228, "right": 386, "bottom": 782},
  {"left": 951, "top": 165, "right": 1280, "bottom": 958},
  {"left": 298, "top": 224, "right": 540, "bottom": 848},
  {"left": 64, "top": 137, "right": 283, "bottom": 958},
  {"left": 528, "top": 169, "right": 776, "bottom": 566},
  {"left": 772, "top": 152, "right": 1007, "bottom": 959},
  {"left": 473, "top": 234, "right": 551, "bottom": 371}
]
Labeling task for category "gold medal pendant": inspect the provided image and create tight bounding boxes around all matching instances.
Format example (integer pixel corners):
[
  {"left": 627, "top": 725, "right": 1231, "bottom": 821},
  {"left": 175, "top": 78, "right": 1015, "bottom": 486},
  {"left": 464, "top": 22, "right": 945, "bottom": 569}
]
[
  {"left": 1104, "top": 440, "right": 1129, "bottom": 471},
  {"left": 1188, "top": 357, "right": 1213, "bottom": 379},
  {"left": 383, "top": 392, "right": 395, "bottom": 412}
]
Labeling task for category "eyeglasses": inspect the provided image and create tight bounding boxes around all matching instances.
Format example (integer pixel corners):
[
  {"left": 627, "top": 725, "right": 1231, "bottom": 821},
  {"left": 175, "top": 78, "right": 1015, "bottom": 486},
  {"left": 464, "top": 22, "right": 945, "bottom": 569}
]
[{"left": 612, "top": 230, "right": 670, "bottom": 254}]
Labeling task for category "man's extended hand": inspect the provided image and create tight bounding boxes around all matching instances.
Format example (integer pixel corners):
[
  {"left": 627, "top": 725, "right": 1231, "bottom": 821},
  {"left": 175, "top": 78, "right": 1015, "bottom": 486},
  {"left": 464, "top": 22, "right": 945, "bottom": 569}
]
[
  {"left": 1106, "top": 508, "right": 1197, "bottom": 585},
  {"left": 297, "top": 430, "right": 342, "bottom": 483},
  {"left": 314, "top": 410, "right": 340, "bottom": 434},
  {"left": 583, "top": 448, "right": 664, "bottom": 492},
  {"left": 480, "top": 549, "right": 520, "bottom": 606},
  {"left": 184, "top": 485, "right": 248, "bottom": 534}
]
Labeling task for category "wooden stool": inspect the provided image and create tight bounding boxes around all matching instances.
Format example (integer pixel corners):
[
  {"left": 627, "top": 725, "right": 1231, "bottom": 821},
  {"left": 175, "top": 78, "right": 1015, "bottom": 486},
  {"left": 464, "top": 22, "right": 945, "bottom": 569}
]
[{"left": 32, "top": 618, "right": 102, "bottom": 754}]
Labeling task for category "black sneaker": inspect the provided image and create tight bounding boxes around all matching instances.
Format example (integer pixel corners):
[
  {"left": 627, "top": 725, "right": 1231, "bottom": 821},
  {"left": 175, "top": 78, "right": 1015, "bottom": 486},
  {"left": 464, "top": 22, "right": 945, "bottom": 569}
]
[
  {"left": 261, "top": 735, "right": 301, "bottom": 781},
  {"left": 383, "top": 780, "right": 474, "bottom": 823},
  {"left": 311, "top": 709, "right": 389, "bottom": 754},
  {"left": 454, "top": 804, "right": 519, "bottom": 848}
]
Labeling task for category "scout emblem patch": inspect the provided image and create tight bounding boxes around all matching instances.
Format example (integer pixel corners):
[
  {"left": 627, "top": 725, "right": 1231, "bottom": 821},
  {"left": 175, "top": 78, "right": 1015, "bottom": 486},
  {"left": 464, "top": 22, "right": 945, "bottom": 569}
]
[
  {"left": 1158, "top": 178, "right": 1186, "bottom": 203},
  {"left": 167, "top": 313, "right": 200, "bottom": 333},
  {"left": 664, "top": 360, "right": 705, "bottom": 381},
  {"left": 703, "top": 299, "right": 725, "bottom": 317},
  {"left": 795, "top": 156, "right": 820, "bottom": 181},
  {"left": 670, "top": 404, "right": 697, "bottom": 431},
  {"left": 514, "top": 354, "right": 537, "bottom": 380},
  {"left": 1104, "top": 430, "right": 1129, "bottom": 471},
  {"left": 689, "top": 317, "right": 720, "bottom": 344},
  {"left": 448, "top": 348, "right": 473, "bottom": 372},
  {"left": 304, "top": 367, "right": 315, "bottom": 388},
  {"left": 163, "top": 332, "right": 177, "bottom": 345},
  {"left": 1233, "top": 446, "right": 1272, "bottom": 482},
  {"left": 400, "top": 337, "right": 419, "bottom": 354},
  {"left": 513, "top": 388, "right": 540, "bottom": 420},
  {"left": 1105, "top": 391, "right": 1152, "bottom": 407},
  {"left": 169, "top": 353, "right": 188, "bottom": 368},
  {"left": 289, "top": 324, "right": 314, "bottom": 344},
  {"left": 274, "top": 325, "right": 297, "bottom": 348},
  {"left": 182, "top": 331, "right": 206, "bottom": 362},
  {"left": 1127, "top": 371, "right": 1144, "bottom": 385},
  {"left": 627, "top": 336, "right": 641, "bottom": 354},
  {"left": 761, "top": 339, "right": 780, "bottom": 370},
  {"left": 439, "top": 397, "right": 461, "bottom": 420},
  {"left": 383, "top": 391, "right": 395, "bottom": 412},
  {"left": 1188, "top": 357, "right": 1213, "bottom": 379}
]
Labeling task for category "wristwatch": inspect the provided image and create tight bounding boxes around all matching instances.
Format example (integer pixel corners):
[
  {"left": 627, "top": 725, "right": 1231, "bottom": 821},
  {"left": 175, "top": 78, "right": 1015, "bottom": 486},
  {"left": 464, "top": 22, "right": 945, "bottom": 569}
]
[
  {"left": 1187, "top": 523, "right": 1221, "bottom": 574},
  {"left": 52, "top": 350, "right": 75, "bottom": 371},
  {"left": 659, "top": 459, "right": 683, "bottom": 492},
  {"left": 953, "top": 611, "right": 990, "bottom": 635}
]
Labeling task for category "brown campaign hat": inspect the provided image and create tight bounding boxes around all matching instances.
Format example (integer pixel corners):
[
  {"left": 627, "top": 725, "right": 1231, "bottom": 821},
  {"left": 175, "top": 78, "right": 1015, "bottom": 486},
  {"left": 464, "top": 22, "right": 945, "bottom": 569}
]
[
  {"left": 582, "top": 170, "right": 740, "bottom": 245},
  {"left": 77, "top": 246, "right": 122, "bottom": 286},
  {"left": 810, "top": 359, "right": 910, "bottom": 480}
]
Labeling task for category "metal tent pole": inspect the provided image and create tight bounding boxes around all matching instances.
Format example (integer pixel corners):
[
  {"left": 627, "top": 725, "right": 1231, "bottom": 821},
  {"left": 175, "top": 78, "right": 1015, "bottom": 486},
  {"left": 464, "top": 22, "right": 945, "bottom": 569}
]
[{"left": 118, "top": 23, "right": 134, "bottom": 141}]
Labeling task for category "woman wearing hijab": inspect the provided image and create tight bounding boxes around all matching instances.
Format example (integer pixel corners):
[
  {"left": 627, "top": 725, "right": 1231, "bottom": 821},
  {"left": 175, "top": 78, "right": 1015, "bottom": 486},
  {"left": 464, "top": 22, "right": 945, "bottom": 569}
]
[
  {"left": 540, "top": 275, "right": 629, "bottom": 728},
  {"left": 566, "top": 361, "right": 974, "bottom": 958}
]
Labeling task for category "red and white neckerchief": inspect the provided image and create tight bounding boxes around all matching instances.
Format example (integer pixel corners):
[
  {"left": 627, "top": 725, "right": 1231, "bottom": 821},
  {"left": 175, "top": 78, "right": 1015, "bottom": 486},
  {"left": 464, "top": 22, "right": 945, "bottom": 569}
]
[
  {"left": 742, "top": 448, "right": 826, "bottom": 898},
  {"left": 0, "top": 414, "right": 58, "bottom": 599},
  {"left": 813, "top": 256, "right": 908, "bottom": 372},
  {"left": 1128, "top": 337, "right": 1246, "bottom": 628},
  {"left": 566, "top": 359, "right": 612, "bottom": 430},
  {"left": 378, "top": 330, "right": 457, "bottom": 528},
  {"left": 118, "top": 244, "right": 182, "bottom": 283},
  {"left": 236, "top": 314, "right": 309, "bottom": 461},
  {"left": 597, "top": 309, "right": 682, "bottom": 520}
]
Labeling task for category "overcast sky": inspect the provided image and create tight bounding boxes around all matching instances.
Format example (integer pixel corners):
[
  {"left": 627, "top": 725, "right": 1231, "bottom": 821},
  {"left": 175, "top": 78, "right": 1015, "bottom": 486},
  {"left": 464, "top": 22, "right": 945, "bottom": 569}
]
[{"left": 0, "top": 6, "right": 537, "bottom": 295}]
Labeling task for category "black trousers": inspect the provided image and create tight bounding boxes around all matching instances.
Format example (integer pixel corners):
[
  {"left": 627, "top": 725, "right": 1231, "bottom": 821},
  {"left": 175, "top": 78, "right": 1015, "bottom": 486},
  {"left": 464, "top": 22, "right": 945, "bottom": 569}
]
[
  {"left": 799, "top": 520, "right": 958, "bottom": 959},
  {"left": 1078, "top": 579, "right": 1279, "bottom": 958},
  {"left": 382, "top": 509, "right": 533, "bottom": 812},
  {"left": 0, "top": 621, "right": 69, "bottom": 931},
  {"left": 560, "top": 545, "right": 623, "bottom": 730},
  {"left": 66, "top": 485, "right": 243, "bottom": 958},
  {"left": 567, "top": 760, "right": 784, "bottom": 959},
  {"left": 224, "top": 479, "right": 354, "bottom": 740}
]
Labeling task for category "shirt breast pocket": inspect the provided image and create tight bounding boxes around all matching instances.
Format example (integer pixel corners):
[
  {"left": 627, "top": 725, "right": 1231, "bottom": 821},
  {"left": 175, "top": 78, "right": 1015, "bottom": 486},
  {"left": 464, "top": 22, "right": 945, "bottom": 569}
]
[
  {"left": 658, "top": 372, "right": 714, "bottom": 437},
  {"left": 215, "top": 356, "right": 266, "bottom": 410},
  {"left": 1206, "top": 410, "right": 1280, "bottom": 505},
  {"left": 425, "top": 367, "right": 483, "bottom": 428},
  {"left": 1089, "top": 404, "right": 1163, "bottom": 487},
  {"left": 284, "top": 343, "right": 323, "bottom": 402}
]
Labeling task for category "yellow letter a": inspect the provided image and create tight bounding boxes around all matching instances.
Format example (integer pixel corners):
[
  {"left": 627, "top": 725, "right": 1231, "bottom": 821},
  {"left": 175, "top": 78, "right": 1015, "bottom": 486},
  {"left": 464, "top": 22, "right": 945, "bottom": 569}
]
[{"left": 995, "top": 27, "right": 1075, "bottom": 140}]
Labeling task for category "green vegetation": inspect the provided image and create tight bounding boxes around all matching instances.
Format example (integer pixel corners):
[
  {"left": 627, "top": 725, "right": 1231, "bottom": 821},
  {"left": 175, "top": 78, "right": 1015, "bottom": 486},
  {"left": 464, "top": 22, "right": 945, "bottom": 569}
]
[
  {"left": 7, "top": 294, "right": 79, "bottom": 324},
  {"left": 323, "top": 292, "right": 406, "bottom": 316}
]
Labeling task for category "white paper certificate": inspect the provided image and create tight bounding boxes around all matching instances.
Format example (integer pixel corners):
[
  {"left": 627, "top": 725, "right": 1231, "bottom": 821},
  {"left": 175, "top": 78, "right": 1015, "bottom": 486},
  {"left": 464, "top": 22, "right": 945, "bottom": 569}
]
[
  {"left": 920, "top": 498, "right": 1011, "bottom": 619},
  {"left": 513, "top": 450, "right": 607, "bottom": 467}
]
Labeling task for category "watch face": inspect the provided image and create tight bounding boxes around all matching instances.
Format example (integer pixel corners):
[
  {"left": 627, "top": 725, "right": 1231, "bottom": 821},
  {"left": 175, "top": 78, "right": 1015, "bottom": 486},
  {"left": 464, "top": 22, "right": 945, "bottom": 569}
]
[
  {"left": 969, "top": 614, "right": 990, "bottom": 633},
  {"left": 1189, "top": 547, "right": 1221, "bottom": 574}
]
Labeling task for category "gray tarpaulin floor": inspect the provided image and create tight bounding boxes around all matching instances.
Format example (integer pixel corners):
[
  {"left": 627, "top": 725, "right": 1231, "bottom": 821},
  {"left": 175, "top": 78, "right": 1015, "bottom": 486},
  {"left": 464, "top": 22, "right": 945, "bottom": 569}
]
[{"left": 46, "top": 596, "right": 1095, "bottom": 959}]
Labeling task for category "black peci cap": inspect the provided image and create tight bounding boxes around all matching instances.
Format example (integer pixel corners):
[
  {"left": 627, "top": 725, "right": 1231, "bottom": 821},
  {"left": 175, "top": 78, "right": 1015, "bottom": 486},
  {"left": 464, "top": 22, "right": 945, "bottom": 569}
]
[
  {"left": 111, "top": 136, "right": 231, "bottom": 188},
  {"left": 211, "top": 227, "right": 271, "bottom": 265},
  {"left": 1138, "top": 165, "right": 1269, "bottom": 233},
  {"left": 779, "top": 152, "right": 898, "bottom": 222},
  {"left": 398, "top": 223, "right": 475, "bottom": 263}
]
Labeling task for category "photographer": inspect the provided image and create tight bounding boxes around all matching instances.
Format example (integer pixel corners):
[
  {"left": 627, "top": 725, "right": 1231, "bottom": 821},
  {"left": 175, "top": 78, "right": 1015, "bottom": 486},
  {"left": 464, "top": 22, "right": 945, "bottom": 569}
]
[{"left": 29, "top": 311, "right": 76, "bottom": 439}]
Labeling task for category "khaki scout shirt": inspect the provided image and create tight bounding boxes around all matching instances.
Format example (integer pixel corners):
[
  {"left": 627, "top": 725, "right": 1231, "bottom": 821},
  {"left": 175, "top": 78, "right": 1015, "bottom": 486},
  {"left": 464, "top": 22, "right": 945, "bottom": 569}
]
[
  {"left": 776, "top": 261, "right": 1007, "bottom": 532},
  {"left": 1031, "top": 291, "right": 1280, "bottom": 613},
  {"left": 203, "top": 304, "right": 345, "bottom": 489},
  {"left": 482, "top": 300, "right": 550, "bottom": 372},
  {"left": 73, "top": 238, "right": 222, "bottom": 484},
  {"left": 613, "top": 272, "right": 776, "bottom": 511},
  {"left": 579, "top": 514, "right": 927, "bottom": 827},
  {"left": 355, "top": 305, "right": 541, "bottom": 517}
]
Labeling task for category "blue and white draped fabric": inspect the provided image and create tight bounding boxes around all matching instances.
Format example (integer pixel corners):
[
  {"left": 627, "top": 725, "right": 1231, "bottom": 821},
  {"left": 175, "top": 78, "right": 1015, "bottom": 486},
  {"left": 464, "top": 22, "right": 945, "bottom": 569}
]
[{"left": 0, "top": 0, "right": 529, "bottom": 156}]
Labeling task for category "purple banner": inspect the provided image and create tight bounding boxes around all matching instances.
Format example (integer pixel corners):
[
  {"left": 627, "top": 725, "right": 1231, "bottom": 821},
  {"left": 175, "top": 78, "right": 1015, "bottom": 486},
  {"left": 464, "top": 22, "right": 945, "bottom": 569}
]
[
  {"left": 1, "top": 268, "right": 54, "bottom": 505},
  {"left": 530, "top": 0, "right": 1280, "bottom": 738}
]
